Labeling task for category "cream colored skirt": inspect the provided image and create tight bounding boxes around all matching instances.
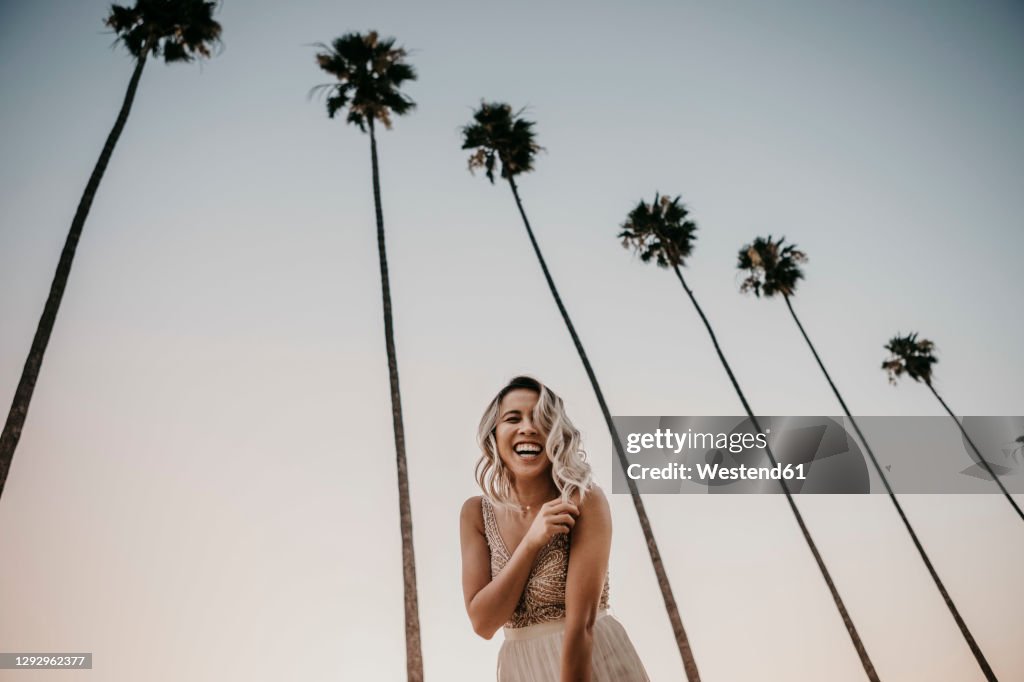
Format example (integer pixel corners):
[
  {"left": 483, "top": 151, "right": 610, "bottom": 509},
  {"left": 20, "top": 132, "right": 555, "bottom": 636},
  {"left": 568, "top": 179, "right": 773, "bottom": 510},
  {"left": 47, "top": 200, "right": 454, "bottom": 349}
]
[{"left": 497, "top": 610, "right": 650, "bottom": 681}]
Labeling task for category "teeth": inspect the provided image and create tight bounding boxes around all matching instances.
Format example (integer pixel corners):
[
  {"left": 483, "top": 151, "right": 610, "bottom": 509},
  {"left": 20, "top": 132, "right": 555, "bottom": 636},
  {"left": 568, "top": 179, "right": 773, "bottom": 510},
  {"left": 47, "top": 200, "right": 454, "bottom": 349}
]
[{"left": 515, "top": 443, "right": 542, "bottom": 456}]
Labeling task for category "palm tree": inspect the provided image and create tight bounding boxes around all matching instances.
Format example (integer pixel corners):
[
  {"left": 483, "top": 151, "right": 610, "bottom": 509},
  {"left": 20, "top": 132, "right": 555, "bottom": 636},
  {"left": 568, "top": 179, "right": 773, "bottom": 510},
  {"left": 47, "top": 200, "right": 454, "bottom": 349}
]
[
  {"left": 739, "top": 236, "right": 999, "bottom": 681},
  {"left": 0, "top": 0, "right": 222, "bottom": 499},
  {"left": 884, "top": 333, "right": 1024, "bottom": 523},
  {"left": 312, "top": 32, "right": 422, "bottom": 681},
  {"left": 462, "top": 103, "right": 701, "bottom": 681},
  {"left": 620, "top": 196, "right": 879, "bottom": 682}
]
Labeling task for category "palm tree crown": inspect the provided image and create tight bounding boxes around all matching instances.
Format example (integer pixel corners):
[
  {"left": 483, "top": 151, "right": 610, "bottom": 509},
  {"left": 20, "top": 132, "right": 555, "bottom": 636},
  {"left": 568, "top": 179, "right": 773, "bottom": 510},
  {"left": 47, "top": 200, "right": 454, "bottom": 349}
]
[
  {"left": 106, "top": 0, "right": 221, "bottom": 61},
  {"left": 461, "top": 102, "right": 542, "bottom": 183},
  {"left": 312, "top": 31, "right": 416, "bottom": 131},
  {"left": 882, "top": 332, "right": 938, "bottom": 385},
  {"left": 737, "top": 235, "right": 807, "bottom": 298},
  {"left": 618, "top": 193, "right": 698, "bottom": 268}
]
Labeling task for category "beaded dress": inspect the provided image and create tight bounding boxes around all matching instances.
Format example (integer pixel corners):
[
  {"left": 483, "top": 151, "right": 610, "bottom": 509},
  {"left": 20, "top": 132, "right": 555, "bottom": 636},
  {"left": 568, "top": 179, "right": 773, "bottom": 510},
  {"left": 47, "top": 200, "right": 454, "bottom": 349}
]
[{"left": 480, "top": 496, "right": 649, "bottom": 681}]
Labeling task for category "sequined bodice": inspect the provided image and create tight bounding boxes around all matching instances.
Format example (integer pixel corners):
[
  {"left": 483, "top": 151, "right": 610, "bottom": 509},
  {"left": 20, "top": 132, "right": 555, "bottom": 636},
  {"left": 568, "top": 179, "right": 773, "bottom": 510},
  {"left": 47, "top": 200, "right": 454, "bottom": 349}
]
[{"left": 481, "top": 496, "right": 610, "bottom": 629}]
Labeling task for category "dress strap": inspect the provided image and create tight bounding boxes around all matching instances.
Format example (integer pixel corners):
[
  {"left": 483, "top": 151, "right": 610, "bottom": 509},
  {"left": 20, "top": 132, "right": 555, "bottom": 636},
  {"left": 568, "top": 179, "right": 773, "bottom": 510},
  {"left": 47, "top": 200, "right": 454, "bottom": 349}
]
[{"left": 480, "top": 497, "right": 507, "bottom": 561}]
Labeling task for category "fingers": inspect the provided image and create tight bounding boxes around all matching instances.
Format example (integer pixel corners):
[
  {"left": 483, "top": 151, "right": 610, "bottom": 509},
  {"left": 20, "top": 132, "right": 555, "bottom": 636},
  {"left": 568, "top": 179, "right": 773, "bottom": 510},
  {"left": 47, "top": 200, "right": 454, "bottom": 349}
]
[
  {"left": 543, "top": 518, "right": 571, "bottom": 536},
  {"left": 540, "top": 513, "right": 575, "bottom": 541},
  {"left": 548, "top": 513, "right": 576, "bottom": 530},
  {"left": 532, "top": 499, "right": 580, "bottom": 542},
  {"left": 544, "top": 500, "right": 579, "bottom": 516}
]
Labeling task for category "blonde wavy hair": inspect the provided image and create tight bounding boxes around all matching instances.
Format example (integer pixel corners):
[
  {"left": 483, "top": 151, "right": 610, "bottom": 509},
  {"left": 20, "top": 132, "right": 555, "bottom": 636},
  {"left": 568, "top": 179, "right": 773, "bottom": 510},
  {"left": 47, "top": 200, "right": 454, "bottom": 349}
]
[{"left": 475, "top": 376, "right": 592, "bottom": 509}]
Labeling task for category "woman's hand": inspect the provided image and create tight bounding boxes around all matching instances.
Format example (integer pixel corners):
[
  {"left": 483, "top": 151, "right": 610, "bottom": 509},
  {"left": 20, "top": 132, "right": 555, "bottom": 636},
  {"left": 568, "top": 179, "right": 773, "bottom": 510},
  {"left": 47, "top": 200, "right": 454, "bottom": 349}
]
[{"left": 523, "top": 499, "right": 579, "bottom": 552}]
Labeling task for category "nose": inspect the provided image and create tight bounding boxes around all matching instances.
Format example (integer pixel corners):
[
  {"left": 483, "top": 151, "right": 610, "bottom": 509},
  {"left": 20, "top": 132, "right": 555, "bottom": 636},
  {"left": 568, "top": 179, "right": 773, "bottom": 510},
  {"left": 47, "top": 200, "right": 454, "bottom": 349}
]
[{"left": 518, "top": 416, "right": 538, "bottom": 435}]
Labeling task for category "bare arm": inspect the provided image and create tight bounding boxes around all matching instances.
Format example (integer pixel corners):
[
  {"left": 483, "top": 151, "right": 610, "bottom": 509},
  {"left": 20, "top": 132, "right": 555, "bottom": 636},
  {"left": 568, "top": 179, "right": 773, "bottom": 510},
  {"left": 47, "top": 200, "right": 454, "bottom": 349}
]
[
  {"left": 460, "top": 496, "right": 578, "bottom": 639},
  {"left": 560, "top": 486, "right": 612, "bottom": 682}
]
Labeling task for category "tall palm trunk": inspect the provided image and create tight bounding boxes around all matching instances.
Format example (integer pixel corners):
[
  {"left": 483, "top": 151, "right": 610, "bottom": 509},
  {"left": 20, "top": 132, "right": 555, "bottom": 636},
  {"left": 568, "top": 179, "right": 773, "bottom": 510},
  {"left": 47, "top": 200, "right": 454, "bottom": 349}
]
[
  {"left": 923, "top": 380, "right": 1024, "bottom": 523},
  {"left": 507, "top": 177, "right": 701, "bottom": 682},
  {"left": 783, "top": 295, "right": 998, "bottom": 681},
  {"left": 0, "top": 44, "right": 153, "bottom": 500},
  {"left": 368, "top": 118, "right": 423, "bottom": 682},
  {"left": 668, "top": 263, "right": 879, "bottom": 681}
]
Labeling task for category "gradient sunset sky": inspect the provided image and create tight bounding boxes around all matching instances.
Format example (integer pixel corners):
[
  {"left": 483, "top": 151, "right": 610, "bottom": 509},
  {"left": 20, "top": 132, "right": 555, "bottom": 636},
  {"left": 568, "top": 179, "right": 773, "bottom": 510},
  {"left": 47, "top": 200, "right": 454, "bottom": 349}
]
[{"left": 1, "top": 1, "right": 1022, "bottom": 680}]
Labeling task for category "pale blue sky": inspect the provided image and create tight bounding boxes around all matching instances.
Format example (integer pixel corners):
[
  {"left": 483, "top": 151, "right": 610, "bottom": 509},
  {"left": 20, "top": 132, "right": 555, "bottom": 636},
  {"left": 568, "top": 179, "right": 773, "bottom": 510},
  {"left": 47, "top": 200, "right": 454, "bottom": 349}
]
[{"left": 1, "top": 1, "right": 1022, "bottom": 680}]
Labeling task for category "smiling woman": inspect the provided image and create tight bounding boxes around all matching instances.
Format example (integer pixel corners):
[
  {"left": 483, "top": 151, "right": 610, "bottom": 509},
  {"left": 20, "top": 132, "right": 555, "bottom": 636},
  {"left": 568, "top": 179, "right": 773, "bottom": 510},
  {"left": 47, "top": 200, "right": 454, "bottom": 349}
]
[{"left": 459, "top": 376, "right": 650, "bottom": 681}]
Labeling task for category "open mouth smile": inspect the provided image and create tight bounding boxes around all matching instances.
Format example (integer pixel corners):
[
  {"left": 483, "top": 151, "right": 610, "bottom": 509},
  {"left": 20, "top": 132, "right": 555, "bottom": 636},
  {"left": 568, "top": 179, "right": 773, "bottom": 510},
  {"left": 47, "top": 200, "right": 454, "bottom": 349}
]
[{"left": 513, "top": 442, "right": 544, "bottom": 459}]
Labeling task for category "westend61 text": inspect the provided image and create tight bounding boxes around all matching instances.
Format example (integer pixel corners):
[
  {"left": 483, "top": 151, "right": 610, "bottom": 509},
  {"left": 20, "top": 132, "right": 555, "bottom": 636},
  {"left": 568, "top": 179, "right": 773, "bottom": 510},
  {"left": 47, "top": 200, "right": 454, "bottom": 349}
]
[
  {"left": 625, "top": 428, "right": 769, "bottom": 454},
  {"left": 626, "top": 462, "right": 806, "bottom": 481}
]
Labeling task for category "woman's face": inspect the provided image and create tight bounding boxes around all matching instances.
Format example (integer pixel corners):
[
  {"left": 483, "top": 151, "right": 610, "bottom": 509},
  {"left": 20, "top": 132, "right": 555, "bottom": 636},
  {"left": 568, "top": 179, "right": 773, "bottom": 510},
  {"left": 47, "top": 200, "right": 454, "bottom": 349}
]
[{"left": 495, "top": 388, "right": 551, "bottom": 482}]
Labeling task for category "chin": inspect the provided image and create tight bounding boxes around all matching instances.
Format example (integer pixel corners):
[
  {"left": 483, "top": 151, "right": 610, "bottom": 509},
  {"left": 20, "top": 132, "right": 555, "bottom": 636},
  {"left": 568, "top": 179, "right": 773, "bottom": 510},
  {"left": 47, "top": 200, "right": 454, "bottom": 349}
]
[{"left": 503, "top": 456, "right": 552, "bottom": 478}]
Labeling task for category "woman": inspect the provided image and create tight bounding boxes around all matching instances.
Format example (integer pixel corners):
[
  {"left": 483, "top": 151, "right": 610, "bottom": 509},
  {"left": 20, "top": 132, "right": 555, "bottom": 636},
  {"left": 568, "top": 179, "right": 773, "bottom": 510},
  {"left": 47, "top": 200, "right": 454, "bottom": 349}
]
[{"left": 460, "top": 376, "right": 650, "bottom": 681}]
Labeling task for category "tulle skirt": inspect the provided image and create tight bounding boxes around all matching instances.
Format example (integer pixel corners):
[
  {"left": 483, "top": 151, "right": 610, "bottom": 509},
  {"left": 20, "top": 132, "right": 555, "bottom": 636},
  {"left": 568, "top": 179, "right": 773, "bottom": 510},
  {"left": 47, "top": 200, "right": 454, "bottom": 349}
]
[{"left": 497, "top": 610, "right": 650, "bottom": 681}]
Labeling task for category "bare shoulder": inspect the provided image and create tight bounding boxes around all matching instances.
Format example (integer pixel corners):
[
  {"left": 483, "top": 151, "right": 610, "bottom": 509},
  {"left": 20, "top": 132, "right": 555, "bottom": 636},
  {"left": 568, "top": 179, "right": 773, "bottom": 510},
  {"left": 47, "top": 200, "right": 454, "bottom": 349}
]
[
  {"left": 460, "top": 495, "right": 484, "bottom": 531},
  {"left": 568, "top": 485, "right": 612, "bottom": 552},
  {"left": 573, "top": 484, "right": 610, "bottom": 521}
]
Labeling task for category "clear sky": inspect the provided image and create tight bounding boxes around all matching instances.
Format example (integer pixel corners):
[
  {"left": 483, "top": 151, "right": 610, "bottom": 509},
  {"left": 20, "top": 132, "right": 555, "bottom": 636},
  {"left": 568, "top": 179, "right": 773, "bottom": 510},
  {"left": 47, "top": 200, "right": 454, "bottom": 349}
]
[{"left": 1, "top": 0, "right": 1022, "bottom": 680}]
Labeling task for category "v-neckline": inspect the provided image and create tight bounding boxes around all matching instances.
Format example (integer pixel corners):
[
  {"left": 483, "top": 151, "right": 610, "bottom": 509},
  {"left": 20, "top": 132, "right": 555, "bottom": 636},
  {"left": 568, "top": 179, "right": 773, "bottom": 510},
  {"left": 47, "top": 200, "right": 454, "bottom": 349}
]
[{"left": 486, "top": 497, "right": 532, "bottom": 559}]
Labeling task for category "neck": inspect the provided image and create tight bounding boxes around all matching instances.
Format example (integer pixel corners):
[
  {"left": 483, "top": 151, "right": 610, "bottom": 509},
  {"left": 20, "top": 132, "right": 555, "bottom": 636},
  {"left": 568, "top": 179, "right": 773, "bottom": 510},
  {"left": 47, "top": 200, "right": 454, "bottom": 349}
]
[{"left": 512, "top": 477, "right": 560, "bottom": 510}]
